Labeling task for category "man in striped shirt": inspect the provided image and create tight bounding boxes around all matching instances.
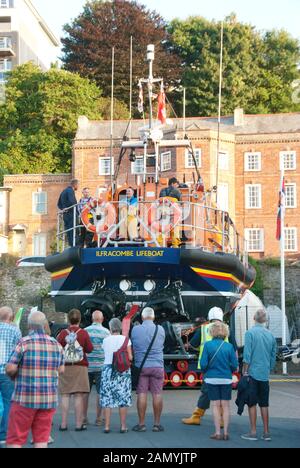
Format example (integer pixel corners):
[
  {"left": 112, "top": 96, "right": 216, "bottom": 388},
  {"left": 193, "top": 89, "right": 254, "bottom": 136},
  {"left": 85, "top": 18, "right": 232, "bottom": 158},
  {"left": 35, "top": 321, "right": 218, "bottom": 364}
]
[
  {"left": 84, "top": 311, "right": 110, "bottom": 426},
  {"left": 6, "top": 311, "right": 65, "bottom": 449}
]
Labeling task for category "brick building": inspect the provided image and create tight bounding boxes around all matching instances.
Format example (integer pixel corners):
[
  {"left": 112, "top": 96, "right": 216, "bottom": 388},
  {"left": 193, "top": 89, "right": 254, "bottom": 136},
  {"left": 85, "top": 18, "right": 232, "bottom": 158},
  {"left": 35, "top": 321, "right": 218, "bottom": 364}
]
[{"left": 1, "top": 109, "right": 299, "bottom": 258}]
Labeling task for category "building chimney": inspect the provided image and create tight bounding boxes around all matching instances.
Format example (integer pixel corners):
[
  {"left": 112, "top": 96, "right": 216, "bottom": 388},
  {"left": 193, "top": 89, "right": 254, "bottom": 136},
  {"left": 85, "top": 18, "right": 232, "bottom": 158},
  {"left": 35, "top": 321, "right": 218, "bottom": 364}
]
[{"left": 234, "top": 108, "right": 244, "bottom": 126}]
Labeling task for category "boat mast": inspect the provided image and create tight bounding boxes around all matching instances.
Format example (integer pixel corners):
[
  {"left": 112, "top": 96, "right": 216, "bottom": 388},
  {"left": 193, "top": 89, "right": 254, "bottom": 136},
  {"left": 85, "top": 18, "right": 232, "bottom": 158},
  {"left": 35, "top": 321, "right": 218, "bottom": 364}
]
[
  {"left": 110, "top": 47, "right": 115, "bottom": 192},
  {"left": 147, "top": 44, "right": 155, "bottom": 131},
  {"left": 216, "top": 21, "right": 224, "bottom": 207}
]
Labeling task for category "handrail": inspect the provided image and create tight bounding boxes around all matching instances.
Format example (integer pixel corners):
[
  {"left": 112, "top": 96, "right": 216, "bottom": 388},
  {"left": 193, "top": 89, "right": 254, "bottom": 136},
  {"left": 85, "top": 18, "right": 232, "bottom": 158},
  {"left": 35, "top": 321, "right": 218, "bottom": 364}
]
[{"left": 56, "top": 200, "right": 249, "bottom": 266}]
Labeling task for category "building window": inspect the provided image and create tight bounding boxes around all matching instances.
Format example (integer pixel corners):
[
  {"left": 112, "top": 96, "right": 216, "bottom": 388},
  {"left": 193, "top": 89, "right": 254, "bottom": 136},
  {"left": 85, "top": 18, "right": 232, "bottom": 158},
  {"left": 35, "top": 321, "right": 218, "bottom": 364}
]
[
  {"left": 0, "top": 37, "right": 11, "bottom": 48},
  {"left": 185, "top": 149, "right": 201, "bottom": 169},
  {"left": 285, "top": 184, "right": 297, "bottom": 208},
  {"left": 0, "top": 58, "right": 12, "bottom": 71},
  {"left": 161, "top": 151, "right": 172, "bottom": 172},
  {"left": 285, "top": 228, "right": 297, "bottom": 252},
  {"left": 0, "top": 0, "right": 10, "bottom": 8},
  {"left": 245, "top": 185, "right": 262, "bottom": 209},
  {"left": 32, "top": 191, "right": 47, "bottom": 215},
  {"left": 280, "top": 151, "right": 296, "bottom": 171},
  {"left": 131, "top": 157, "right": 144, "bottom": 175},
  {"left": 218, "top": 152, "right": 229, "bottom": 171},
  {"left": 33, "top": 233, "right": 47, "bottom": 257},
  {"left": 244, "top": 152, "right": 261, "bottom": 172},
  {"left": 218, "top": 183, "right": 229, "bottom": 212},
  {"left": 99, "top": 157, "right": 114, "bottom": 176},
  {"left": 245, "top": 229, "right": 264, "bottom": 253}
]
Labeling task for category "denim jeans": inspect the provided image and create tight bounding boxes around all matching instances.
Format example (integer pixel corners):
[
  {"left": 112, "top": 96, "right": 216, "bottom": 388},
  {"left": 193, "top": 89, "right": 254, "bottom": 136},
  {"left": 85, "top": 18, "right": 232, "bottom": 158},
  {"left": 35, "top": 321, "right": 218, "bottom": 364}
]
[{"left": 0, "top": 374, "right": 14, "bottom": 441}]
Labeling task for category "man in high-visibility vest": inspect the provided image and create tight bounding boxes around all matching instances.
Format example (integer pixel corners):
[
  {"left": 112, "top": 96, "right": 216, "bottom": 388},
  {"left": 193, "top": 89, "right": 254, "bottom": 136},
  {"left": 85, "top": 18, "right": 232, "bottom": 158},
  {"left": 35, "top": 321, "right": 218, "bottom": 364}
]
[{"left": 182, "top": 307, "right": 231, "bottom": 426}]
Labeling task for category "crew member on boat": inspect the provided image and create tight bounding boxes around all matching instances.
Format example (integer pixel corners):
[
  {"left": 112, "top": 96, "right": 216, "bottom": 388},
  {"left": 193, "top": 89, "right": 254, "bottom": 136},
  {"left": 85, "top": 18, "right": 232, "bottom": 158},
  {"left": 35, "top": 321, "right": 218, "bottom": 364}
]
[
  {"left": 119, "top": 187, "right": 139, "bottom": 241},
  {"left": 157, "top": 178, "right": 182, "bottom": 248}
]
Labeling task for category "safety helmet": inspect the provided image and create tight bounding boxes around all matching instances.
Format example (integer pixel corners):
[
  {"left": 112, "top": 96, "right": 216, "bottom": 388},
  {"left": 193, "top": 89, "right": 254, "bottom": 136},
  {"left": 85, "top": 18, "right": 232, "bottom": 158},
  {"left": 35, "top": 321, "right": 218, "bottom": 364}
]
[{"left": 208, "top": 307, "right": 224, "bottom": 322}]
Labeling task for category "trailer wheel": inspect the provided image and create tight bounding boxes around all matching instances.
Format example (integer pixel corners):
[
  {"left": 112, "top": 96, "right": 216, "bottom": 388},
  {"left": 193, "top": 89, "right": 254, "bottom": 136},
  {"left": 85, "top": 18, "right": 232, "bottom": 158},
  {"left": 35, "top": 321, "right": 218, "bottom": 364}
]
[
  {"left": 170, "top": 371, "right": 183, "bottom": 388},
  {"left": 164, "top": 372, "right": 169, "bottom": 387},
  {"left": 177, "top": 360, "right": 189, "bottom": 373},
  {"left": 185, "top": 372, "right": 198, "bottom": 388},
  {"left": 198, "top": 373, "right": 204, "bottom": 385}
]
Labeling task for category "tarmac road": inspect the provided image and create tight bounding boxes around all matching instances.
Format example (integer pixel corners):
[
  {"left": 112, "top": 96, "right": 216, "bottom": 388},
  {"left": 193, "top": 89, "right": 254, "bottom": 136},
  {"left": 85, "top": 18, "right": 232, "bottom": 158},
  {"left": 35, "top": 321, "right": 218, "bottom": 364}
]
[{"left": 23, "top": 377, "right": 300, "bottom": 449}]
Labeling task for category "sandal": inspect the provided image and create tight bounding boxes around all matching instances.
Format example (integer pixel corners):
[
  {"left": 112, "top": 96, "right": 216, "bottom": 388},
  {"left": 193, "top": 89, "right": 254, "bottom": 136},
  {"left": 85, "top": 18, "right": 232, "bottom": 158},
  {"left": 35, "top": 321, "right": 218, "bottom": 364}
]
[
  {"left": 132, "top": 424, "right": 147, "bottom": 432},
  {"left": 59, "top": 426, "right": 68, "bottom": 432},
  {"left": 152, "top": 425, "right": 164, "bottom": 432},
  {"left": 210, "top": 434, "right": 222, "bottom": 441},
  {"left": 120, "top": 428, "right": 129, "bottom": 434},
  {"left": 104, "top": 429, "right": 111, "bottom": 434},
  {"left": 75, "top": 425, "right": 87, "bottom": 432}
]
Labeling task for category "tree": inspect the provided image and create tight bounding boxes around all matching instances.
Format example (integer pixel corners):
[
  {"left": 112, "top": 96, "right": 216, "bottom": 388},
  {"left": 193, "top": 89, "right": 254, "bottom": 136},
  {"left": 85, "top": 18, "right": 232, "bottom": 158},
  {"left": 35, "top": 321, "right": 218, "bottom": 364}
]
[
  {"left": 0, "top": 63, "right": 102, "bottom": 179},
  {"left": 168, "top": 15, "right": 300, "bottom": 116},
  {"left": 61, "top": 0, "right": 181, "bottom": 111}
]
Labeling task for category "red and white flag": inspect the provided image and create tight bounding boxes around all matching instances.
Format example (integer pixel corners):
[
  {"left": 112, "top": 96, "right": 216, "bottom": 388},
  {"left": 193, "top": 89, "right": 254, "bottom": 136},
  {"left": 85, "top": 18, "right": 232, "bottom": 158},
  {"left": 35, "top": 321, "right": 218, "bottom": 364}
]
[
  {"left": 138, "top": 81, "right": 144, "bottom": 114},
  {"left": 276, "top": 175, "right": 286, "bottom": 241},
  {"left": 157, "top": 83, "right": 167, "bottom": 125}
]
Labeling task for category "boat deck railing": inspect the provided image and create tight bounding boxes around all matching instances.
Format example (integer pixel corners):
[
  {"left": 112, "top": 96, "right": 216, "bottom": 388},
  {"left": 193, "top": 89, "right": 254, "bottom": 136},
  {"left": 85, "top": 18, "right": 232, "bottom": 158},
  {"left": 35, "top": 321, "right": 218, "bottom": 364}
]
[{"left": 56, "top": 200, "right": 249, "bottom": 266}]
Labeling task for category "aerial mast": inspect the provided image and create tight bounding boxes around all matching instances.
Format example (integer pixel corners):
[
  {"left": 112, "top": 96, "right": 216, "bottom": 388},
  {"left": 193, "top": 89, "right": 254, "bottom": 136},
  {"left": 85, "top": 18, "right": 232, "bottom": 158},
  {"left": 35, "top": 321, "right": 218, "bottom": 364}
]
[{"left": 147, "top": 44, "right": 155, "bottom": 131}]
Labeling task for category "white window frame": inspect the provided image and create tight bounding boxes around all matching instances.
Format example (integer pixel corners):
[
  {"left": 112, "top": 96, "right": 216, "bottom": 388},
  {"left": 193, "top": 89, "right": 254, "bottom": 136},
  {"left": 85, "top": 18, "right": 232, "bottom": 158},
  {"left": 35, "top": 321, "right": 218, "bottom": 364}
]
[
  {"left": 244, "top": 228, "right": 264, "bottom": 253},
  {"left": 185, "top": 149, "right": 202, "bottom": 169},
  {"left": 245, "top": 184, "right": 262, "bottom": 209},
  {"left": 218, "top": 183, "right": 229, "bottom": 212},
  {"left": 0, "top": 0, "right": 10, "bottom": 8},
  {"left": 32, "top": 233, "right": 47, "bottom": 257},
  {"left": 161, "top": 151, "right": 172, "bottom": 172},
  {"left": 280, "top": 151, "right": 296, "bottom": 171},
  {"left": 285, "top": 183, "right": 297, "bottom": 209},
  {"left": 32, "top": 191, "right": 47, "bottom": 215},
  {"left": 218, "top": 151, "right": 229, "bottom": 171},
  {"left": 0, "top": 58, "right": 12, "bottom": 71},
  {"left": 0, "top": 37, "right": 12, "bottom": 48},
  {"left": 284, "top": 228, "right": 298, "bottom": 252},
  {"left": 131, "top": 157, "right": 144, "bottom": 175},
  {"left": 99, "top": 157, "right": 114, "bottom": 176},
  {"left": 244, "top": 152, "right": 262, "bottom": 172}
]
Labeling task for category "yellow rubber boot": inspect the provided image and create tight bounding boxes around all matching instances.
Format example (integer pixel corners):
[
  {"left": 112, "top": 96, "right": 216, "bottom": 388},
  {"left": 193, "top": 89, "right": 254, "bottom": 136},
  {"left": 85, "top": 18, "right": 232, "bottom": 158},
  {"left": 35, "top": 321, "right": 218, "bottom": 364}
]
[{"left": 182, "top": 408, "right": 205, "bottom": 425}]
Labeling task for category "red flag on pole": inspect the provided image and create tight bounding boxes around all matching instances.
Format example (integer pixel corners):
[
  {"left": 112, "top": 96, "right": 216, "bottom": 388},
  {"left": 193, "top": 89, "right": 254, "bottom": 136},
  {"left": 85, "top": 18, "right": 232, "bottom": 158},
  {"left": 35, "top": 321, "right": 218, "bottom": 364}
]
[
  {"left": 276, "top": 176, "right": 286, "bottom": 241},
  {"left": 157, "top": 83, "right": 167, "bottom": 125}
]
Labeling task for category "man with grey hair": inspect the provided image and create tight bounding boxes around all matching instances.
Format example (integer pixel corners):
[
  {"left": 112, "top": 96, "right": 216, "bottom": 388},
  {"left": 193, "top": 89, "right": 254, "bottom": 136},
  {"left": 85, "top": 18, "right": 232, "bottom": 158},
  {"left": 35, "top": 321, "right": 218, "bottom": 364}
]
[
  {"left": 131, "top": 307, "right": 166, "bottom": 433},
  {"left": 0, "top": 306, "right": 22, "bottom": 446},
  {"left": 5, "top": 310, "right": 64, "bottom": 448},
  {"left": 84, "top": 311, "right": 110, "bottom": 426},
  {"left": 241, "top": 309, "right": 277, "bottom": 442}
]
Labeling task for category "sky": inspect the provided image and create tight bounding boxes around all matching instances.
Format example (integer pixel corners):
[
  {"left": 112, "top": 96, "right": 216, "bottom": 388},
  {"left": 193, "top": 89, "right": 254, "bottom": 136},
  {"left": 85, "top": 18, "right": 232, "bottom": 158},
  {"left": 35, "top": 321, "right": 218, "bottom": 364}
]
[{"left": 33, "top": 0, "right": 300, "bottom": 43}]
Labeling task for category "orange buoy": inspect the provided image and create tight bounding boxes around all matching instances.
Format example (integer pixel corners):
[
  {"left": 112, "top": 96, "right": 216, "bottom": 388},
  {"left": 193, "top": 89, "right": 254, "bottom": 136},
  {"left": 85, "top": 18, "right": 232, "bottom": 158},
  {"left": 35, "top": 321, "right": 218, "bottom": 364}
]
[{"left": 148, "top": 197, "right": 182, "bottom": 234}]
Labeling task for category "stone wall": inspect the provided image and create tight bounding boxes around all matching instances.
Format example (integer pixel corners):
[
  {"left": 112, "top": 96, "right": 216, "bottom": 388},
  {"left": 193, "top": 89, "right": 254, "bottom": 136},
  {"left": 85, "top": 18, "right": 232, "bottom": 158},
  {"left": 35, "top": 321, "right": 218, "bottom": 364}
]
[
  {"left": 0, "top": 256, "right": 66, "bottom": 323},
  {"left": 261, "top": 263, "right": 300, "bottom": 316}
]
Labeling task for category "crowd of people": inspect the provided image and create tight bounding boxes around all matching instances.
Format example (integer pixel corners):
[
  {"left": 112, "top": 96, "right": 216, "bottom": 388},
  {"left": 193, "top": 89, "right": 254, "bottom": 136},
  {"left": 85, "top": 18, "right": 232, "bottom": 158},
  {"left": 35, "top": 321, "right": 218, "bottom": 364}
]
[{"left": 0, "top": 304, "right": 277, "bottom": 448}]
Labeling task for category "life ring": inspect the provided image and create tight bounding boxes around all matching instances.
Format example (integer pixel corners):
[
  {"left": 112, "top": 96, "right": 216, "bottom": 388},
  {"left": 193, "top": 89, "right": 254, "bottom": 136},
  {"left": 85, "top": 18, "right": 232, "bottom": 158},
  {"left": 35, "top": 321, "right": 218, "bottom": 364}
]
[
  {"left": 81, "top": 199, "right": 116, "bottom": 234},
  {"left": 148, "top": 197, "right": 182, "bottom": 234}
]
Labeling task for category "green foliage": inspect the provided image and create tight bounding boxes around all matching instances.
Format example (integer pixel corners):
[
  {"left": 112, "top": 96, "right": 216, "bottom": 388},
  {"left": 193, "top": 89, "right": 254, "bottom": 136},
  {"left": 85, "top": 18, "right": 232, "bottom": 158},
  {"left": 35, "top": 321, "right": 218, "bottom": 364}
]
[
  {"left": 249, "top": 257, "right": 264, "bottom": 300},
  {"left": 61, "top": 0, "right": 181, "bottom": 109},
  {"left": 15, "top": 279, "right": 25, "bottom": 288},
  {"left": 0, "top": 63, "right": 102, "bottom": 177},
  {"left": 261, "top": 257, "right": 281, "bottom": 267},
  {"left": 168, "top": 15, "right": 300, "bottom": 116}
]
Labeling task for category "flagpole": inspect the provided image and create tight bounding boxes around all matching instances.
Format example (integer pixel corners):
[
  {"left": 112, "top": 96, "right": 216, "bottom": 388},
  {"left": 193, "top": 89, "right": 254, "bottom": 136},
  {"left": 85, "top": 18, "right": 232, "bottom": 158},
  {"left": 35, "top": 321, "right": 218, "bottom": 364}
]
[
  {"left": 216, "top": 21, "right": 224, "bottom": 207},
  {"left": 280, "top": 165, "right": 288, "bottom": 375},
  {"left": 129, "top": 36, "right": 133, "bottom": 139},
  {"left": 110, "top": 47, "right": 115, "bottom": 192}
]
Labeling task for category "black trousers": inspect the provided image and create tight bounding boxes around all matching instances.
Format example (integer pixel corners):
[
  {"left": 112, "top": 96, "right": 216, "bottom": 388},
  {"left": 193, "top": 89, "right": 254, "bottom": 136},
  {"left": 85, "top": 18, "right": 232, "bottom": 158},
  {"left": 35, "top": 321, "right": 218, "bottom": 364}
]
[{"left": 197, "top": 382, "right": 210, "bottom": 410}]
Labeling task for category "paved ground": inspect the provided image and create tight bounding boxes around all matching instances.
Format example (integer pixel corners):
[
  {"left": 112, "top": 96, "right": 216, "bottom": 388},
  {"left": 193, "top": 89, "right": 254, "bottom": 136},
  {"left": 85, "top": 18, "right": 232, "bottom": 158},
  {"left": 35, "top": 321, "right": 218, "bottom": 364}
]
[{"left": 26, "top": 377, "right": 300, "bottom": 449}]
